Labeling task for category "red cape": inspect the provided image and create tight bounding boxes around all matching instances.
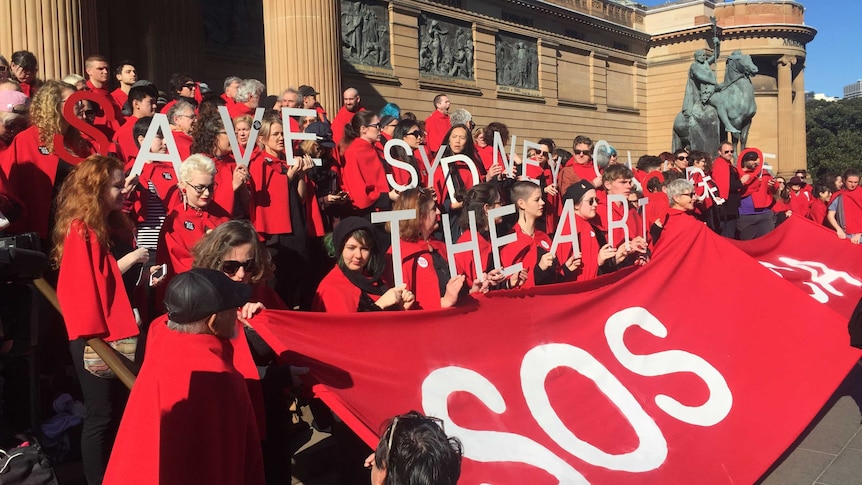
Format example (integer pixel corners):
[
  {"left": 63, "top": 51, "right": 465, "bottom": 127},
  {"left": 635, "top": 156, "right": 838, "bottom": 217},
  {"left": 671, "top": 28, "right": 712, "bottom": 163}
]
[
  {"left": 104, "top": 316, "right": 264, "bottom": 485},
  {"left": 57, "top": 220, "right": 138, "bottom": 341},
  {"left": 500, "top": 222, "right": 552, "bottom": 289}
]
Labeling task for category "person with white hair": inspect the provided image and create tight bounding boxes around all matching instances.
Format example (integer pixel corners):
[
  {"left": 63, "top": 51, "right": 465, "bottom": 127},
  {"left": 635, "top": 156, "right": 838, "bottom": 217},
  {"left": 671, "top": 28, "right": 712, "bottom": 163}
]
[
  {"left": 229, "top": 78, "right": 265, "bottom": 119},
  {"left": 156, "top": 154, "right": 230, "bottom": 281}
]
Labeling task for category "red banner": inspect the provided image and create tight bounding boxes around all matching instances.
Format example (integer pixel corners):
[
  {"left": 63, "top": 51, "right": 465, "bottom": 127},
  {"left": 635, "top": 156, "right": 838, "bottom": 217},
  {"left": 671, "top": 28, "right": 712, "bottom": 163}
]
[
  {"left": 251, "top": 215, "right": 860, "bottom": 484},
  {"left": 729, "top": 215, "right": 862, "bottom": 319}
]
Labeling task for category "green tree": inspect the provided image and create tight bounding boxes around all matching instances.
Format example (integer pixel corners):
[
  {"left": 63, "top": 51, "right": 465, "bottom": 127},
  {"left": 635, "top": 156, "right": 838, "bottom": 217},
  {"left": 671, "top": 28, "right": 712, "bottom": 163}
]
[{"left": 807, "top": 97, "right": 862, "bottom": 178}]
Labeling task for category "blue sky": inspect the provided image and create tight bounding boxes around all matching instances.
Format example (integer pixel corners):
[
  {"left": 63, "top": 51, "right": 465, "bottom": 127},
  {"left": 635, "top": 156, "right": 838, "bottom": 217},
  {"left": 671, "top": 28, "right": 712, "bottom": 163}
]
[{"left": 638, "top": 1, "right": 858, "bottom": 98}]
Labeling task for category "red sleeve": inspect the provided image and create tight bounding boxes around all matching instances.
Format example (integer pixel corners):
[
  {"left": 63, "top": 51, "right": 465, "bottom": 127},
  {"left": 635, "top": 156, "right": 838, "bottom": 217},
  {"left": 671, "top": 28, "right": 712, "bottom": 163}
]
[{"left": 57, "top": 221, "right": 138, "bottom": 341}]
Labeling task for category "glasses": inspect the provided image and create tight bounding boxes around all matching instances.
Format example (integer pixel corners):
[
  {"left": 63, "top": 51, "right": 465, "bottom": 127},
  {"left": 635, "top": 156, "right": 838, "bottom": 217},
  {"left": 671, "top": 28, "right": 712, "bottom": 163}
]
[
  {"left": 178, "top": 113, "right": 197, "bottom": 120},
  {"left": 536, "top": 150, "right": 549, "bottom": 157},
  {"left": 183, "top": 83, "right": 196, "bottom": 89},
  {"left": 722, "top": 150, "right": 733, "bottom": 154},
  {"left": 676, "top": 156, "right": 689, "bottom": 161},
  {"left": 573, "top": 149, "right": 590, "bottom": 155},
  {"left": 680, "top": 192, "right": 696, "bottom": 198},
  {"left": 405, "top": 130, "right": 423, "bottom": 138},
  {"left": 585, "top": 197, "right": 599, "bottom": 205},
  {"left": 384, "top": 414, "right": 445, "bottom": 466},
  {"left": 365, "top": 123, "right": 380, "bottom": 129},
  {"left": 220, "top": 259, "right": 256, "bottom": 276},
  {"left": 186, "top": 182, "right": 216, "bottom": 194}
]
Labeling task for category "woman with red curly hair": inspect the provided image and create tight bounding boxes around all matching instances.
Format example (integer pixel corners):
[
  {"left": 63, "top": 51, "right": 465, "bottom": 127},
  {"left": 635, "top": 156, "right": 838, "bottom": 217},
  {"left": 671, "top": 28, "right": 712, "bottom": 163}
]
[
  {"left": 0, "top": 80, "right": 95, "bottom": 242},
  {"left": 52, "top": 154, "right": 148, "bottom": 485}
]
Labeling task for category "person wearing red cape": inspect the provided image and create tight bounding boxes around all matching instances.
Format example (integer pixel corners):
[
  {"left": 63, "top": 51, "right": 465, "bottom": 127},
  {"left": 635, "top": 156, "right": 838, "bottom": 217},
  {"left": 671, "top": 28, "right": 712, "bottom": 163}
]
[{"left": 103, "top": 269, "right": 265, "bottom": 485}]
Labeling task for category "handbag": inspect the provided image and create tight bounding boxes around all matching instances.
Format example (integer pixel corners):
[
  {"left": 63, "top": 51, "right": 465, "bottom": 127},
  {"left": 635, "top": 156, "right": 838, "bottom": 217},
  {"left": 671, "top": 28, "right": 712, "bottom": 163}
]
[
  {"left": 82, "top": 336, "right": 138, "bottom": 379},
  {"left": 0, "top": 435, "right": 59, "bottom": 485}
]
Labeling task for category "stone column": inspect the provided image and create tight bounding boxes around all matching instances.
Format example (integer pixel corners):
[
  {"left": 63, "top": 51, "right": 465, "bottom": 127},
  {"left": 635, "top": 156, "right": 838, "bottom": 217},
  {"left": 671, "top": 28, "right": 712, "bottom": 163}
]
[
  {"left": 792, "top": 65, "right": 806, "bottom": 173},
  {"left": 0, "top": 0, "right": 91, "bottom": 80},
  {"left": 262, "top": 0, "right": 342, "bottom": 116},
  {"left": 776, "top": 55, "right": 796, "bottom": 175}
]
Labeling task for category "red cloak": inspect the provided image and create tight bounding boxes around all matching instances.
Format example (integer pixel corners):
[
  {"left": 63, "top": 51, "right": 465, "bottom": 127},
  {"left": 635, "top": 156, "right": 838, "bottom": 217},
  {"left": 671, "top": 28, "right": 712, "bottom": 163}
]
[
  {"left": 341, "top": 138, "right": 389, "bottom": 211},
  {"left": 103, "top": 316, "right": 264, "bottom": 485},
  {"left": 56, "top": 220, "right": 139, "bottom": 341}
]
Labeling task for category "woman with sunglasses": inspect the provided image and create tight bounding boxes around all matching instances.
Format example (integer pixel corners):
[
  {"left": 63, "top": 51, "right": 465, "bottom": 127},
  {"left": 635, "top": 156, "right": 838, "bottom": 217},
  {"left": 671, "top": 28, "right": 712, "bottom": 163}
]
[
  {"left": 389, "top": 118, "right": 428, "bottom": 188},
  {"left": 557, "top": 180, "right": 625, "bottom": 282},
  {"left": 341, "top": 110, "right": 399, "bottom": 215},
  {"left": 249, "top": 114, "right": 323, "bottom": 309},
  {"left": 9, "top": 50, "right": 40, "bottom": 98},
  {"left": 0, "top": 80, "right": 95, "bottom": 243},
  {"left": 157, "top": 154, "right": 230, "bottom": 282},
  {"left": 191, "top": 114, "right": 251, "bottom": 218},
  {"left": 313, "top": 216, "right": 414, "bottom": 312},
  {"left": 671, "top": 148, "right": 689, "bottom": 174}
]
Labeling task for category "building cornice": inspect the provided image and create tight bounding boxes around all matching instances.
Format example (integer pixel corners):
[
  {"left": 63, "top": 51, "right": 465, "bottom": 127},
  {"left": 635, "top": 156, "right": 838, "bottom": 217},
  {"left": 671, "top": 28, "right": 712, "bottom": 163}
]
[{"left": 651, "top": 22, "right": 816, "bottom": 46}]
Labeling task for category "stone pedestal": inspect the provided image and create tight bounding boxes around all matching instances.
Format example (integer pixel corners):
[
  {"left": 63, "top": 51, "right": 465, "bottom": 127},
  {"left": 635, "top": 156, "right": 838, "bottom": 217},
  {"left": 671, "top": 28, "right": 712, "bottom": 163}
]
[
  {"left": 262, "top": 0, "right": 341, "bottom": 115},
  {"left": 0, "top": 0, "right": 92, "bottom": 80}
]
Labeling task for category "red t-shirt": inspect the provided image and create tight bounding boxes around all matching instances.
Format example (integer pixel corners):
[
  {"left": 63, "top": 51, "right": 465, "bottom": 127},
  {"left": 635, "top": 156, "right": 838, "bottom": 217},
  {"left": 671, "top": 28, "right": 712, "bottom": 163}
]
[{"left": 424, "top": 110, "right": 450, "bottom": 155}]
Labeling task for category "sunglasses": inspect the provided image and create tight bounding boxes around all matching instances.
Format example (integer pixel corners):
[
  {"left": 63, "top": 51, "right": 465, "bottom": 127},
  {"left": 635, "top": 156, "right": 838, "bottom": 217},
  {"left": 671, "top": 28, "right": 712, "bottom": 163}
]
[
  {"left": 183, "top": 83, "right": 196, "bottom": 89},
  {"left": 681, "top": 192, "right": 696, "bottom": 198},
  {"left": 535, "top": 150, "right": 549, "bottom": 157},
  {"left": 365, "top": 123, "right": 380, "bottom": 129},
  {"left": 186, "top": 182, "right": 216, "bottom": 194},
  {"left": 406, "top": 130, "right": 423, "bottom": 138},
  {"left": 722, "top": 150, "right": 733, "bottom": 154},
  {"left": 573, "top": 149, "right": 590, "bottom": 155},
  {"left": 677, "top": 156, "right": 689, "bottom": 161},
  {"left": 585, "top": 197, "right": 599, "bottom": 205},
  {"left": 219, "top": 259, "right": 256, "bottom": 276}
]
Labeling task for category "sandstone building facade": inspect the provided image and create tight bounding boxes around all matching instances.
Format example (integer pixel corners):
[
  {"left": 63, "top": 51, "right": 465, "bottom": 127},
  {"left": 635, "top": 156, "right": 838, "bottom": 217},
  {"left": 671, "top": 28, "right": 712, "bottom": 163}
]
[{"left": 0, "top": 0, "right": 814, "bottom": 174}]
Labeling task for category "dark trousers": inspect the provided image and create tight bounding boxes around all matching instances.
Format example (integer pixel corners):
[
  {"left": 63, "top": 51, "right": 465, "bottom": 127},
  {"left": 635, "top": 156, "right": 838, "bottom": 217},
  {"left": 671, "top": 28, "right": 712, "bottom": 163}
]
[
  {"left": 737, "top": 211, "right": 775, "bottom": 240},
  {"left": 719, "top": 215, "right": 738, "bottom": 239},
  {"left": 265, "top": 233, "right": 311, "bottom": 310},
  {"left": 69, "top": 339, "right": 128, "bottom": 485}
]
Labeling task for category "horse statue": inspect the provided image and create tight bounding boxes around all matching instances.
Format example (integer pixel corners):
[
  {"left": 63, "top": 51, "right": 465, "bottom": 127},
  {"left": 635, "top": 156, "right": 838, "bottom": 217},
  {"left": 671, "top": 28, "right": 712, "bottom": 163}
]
[{"left": 672, "top": 50, "right": 758, "bottom": 157}]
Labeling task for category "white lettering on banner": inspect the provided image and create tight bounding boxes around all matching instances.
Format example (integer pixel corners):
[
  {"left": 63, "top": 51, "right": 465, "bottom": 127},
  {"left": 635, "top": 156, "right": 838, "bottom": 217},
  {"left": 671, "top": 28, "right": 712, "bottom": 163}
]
[
  {"left": 422, "top": 367, "right": 589, "bottom": 484},
  {"left": 760, "top": 257, "right": 862, "bottom": 304},
  {"left": 421, "top": 307, "right": 731, "bottom": 482},
  {"left": 605, "top": 307, "right": 733, "bottom": 426},
  {"left": 521, "top": 344, "right": 668, "bottom": 472}
]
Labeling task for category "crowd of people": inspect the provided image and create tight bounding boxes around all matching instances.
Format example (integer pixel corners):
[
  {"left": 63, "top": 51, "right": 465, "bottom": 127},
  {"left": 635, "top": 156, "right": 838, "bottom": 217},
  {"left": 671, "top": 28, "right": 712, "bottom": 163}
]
[{"left": 0, "top": 50, "right": 858, "bottom": 484}]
